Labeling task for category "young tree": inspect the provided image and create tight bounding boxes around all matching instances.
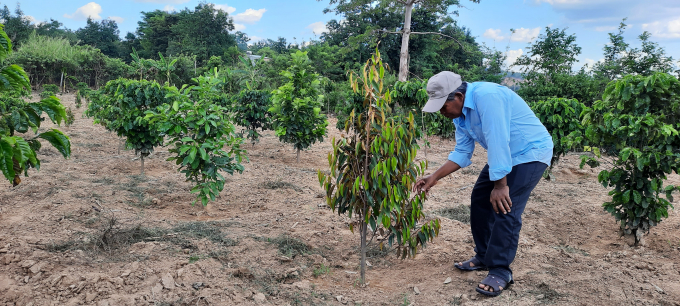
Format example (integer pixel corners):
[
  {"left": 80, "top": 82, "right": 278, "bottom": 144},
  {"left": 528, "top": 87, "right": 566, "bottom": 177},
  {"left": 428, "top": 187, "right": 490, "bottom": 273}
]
[
  {"left": 232, "top": 88, "right": 272, "bottom": 146},
  {"left": 530, "top": 98, "right": 587, "bottom": 180},
  {"left": 86, "top": 79, "right": 170, "bottom": 174},
  {"left": 318, "top": 50, "right": 439, "bottom": 284},
  {"left": 0, "top": 24, "right": 71, "bottom": 186},
  {"left": 146, "top": 70, "right": 246, "bottom": 206},
  {"left": 269, "top": 51, "right": 328, "bottom": 162},
  {"left": 581, "top": 73, "right": 680, "bottom": 245}
]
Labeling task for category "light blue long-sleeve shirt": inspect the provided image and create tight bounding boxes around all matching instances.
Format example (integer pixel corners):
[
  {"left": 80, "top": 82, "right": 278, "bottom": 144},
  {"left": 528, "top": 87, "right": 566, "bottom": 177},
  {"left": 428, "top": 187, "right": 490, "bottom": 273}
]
[{"left": 448, "top": 82, "right": 553, "bottom": 181}]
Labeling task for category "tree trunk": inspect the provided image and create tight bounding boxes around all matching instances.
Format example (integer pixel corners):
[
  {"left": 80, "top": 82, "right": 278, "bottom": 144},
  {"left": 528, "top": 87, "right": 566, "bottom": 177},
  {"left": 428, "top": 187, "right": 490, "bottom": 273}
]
[
  {"left": 398, "top": 1, "right": 414, "bottom": 82},
  {"left": 422, "top": 112, "right": 428, "bottom": 159},
  {"left": 360, "top": 219, "right": 367, "bottom": 284},
  {"left": 296, "top": 148, "right": 301, "bottom": 163},
  {"left": 59, "top": 71, "right": 64, "bottom": 93},
  {"left": 140, "top": 155, "right": 145, "bottom": 175}
]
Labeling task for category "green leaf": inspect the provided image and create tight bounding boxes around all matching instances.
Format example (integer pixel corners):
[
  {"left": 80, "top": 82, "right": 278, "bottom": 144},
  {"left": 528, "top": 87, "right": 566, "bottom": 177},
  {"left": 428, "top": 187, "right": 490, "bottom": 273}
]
[
  {"left": 633, "top": 190, "right": 642, "bottom": 204},
  {"left": 622, "top": 190, "right": 631, "bottom": 203},
  {"left": 38, "top": 129, "right": 71, "bottom": 158}
]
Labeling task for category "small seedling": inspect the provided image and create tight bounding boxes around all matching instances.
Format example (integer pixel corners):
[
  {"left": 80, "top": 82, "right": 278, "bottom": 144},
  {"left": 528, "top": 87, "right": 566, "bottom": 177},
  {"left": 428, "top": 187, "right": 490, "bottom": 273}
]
[{"left": 313, "top": 263, "right": 330, "bottom": 278}]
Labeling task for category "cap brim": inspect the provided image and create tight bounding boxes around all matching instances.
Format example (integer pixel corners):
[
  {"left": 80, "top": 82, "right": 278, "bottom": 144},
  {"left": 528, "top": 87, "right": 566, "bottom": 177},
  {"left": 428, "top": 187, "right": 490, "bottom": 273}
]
[{"left": 422, "top": 95, "right": 447, "bottom": 113}]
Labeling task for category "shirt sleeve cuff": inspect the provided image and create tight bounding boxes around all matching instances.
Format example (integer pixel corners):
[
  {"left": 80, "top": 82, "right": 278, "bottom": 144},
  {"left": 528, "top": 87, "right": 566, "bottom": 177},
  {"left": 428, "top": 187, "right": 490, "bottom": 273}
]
[
  {"left": 489, "top": 167, "right": 513, "bottom": 181},
  {"left": 448, "top": 151, "right": 472, "bottom": 168}
]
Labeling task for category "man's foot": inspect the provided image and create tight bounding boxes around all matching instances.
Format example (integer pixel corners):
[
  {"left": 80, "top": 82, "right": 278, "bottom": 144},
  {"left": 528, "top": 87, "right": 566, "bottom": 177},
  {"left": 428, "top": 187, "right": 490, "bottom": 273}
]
[
  {"left": 454, "top": 257, "right": 487, "bottom": 271},
  {"left": 476, "top": 274, "right": 513, "bottom": 297}
]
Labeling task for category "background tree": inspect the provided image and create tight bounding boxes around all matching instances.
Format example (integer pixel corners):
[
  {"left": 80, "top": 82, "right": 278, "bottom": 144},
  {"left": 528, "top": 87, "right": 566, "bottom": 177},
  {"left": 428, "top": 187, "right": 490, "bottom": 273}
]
[
  {"left": 581, "top": 73, "right": 680, "bottom": 245},
  {"left": 269, "top": 51, "right": 328, "bottom": 162},
  {"left": 513, "top": 26, "right": 602, "bottom": 104},
  {"left": 0, "top": 4, "right": 32, "bottom": 48},
  {"left": 76, "top": 18, "right": 121, "bottom": 58},
  {"left": 86, "top": 79, "right": 170, "bottom": 174},
  {"left": 318, "top": 50, "right": 438, "bottom": 284},
  {"left": 321, "top": 0, "right": 480, "bottom": 81},
  {"left": 594, "top": 19, "right": 675, "bottom": 80}
]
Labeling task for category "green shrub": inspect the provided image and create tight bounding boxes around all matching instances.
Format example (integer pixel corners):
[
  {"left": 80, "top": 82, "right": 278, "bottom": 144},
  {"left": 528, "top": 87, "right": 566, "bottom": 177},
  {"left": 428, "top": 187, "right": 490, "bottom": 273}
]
[
  {"left": 39, "top": 90, "right": 55, "bottom": 99},
  {"left": 530, "top": 98, "right": 587, "bottom": 180},
  {"left": 269, "top": 51, "right": 328, "bottom": 162},
  {"left": 582, "top": 72, "right": 680, "bottom": 245},
  {"left": 75, "top": 90, "right": 82, "bottom": 109},
  {"left": 86, "top": 79, "right": 170, "bottom": 174},
  {"left": 42, "top": 84, "right": 59, "bottom": 93},
  {"left": 146, "top": 71, "right": 246, "bottom": 206},
  {"left": 233, "top": 89, "right": 272, "bottom": 145}
]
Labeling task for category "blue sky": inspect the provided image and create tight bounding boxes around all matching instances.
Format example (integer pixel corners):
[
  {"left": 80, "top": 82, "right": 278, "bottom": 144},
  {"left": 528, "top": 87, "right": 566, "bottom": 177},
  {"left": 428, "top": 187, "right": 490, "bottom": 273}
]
[{"left": 9, "top": 0, "right": 680, "bottom": 70}]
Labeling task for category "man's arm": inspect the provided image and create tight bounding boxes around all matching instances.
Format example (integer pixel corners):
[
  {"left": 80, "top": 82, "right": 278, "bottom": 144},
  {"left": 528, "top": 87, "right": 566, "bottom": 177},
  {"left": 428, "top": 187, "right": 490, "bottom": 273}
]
[
  {"left": 477, "top": 93, "right": 513, "bottom": 214},
  {"left": 414, "top": 160, "right": 461, "bottom": 194},
  {"left": 415, "top": 121, "right": 474, "bottom": 194}
]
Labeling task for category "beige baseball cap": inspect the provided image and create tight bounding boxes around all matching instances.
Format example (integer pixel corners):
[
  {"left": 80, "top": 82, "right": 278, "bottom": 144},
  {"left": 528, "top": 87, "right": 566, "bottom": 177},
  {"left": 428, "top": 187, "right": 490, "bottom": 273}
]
[{"left": 422, "top": 71, "right": 462, "bottom": 113}]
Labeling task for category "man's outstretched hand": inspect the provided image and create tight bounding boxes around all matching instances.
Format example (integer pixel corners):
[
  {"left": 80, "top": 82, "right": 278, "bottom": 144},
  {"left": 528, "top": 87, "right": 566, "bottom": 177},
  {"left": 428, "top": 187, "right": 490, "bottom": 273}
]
[
  {"left": 414, "top": 175, "right": 438, "bottom": 195},
  {"left": 414, "top": 161, "right": 462, "bottom": 195},
  {"left": 490, "top": 177, "right": 512, "bottom": 214}
]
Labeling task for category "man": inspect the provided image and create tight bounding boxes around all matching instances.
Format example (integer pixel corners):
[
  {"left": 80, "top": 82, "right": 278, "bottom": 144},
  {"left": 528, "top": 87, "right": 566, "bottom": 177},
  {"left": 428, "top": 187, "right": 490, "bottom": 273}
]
[{"left": 414, "top": 71, "right": 553, "bottom": 297}]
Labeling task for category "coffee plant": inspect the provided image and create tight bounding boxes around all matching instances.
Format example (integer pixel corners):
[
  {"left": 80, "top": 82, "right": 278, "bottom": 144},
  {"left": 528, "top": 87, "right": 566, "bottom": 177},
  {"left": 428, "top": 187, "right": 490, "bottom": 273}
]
[
  {"left": 318, "top": 51, "right": 438, "bottom": 284},
  {"left": 146, "top": 71, "right": 246, "bottom": 206},
  {"left": 86, "top": 79, "right": 170, "bottom": 174},
  {"left": 270, "top": 51, "right": 328, "bottom": 162},
  {"left": 75, "top": 90, "right": 82, "bottom": 109},
  {"left": 0, "top": 25, "right": 70, "bottom": 186},
  {"left": 42, "top": 84, "right": 59, "bottom": 94},
  {"left": 232, "top": 88, "right": 272, "bottom": 145},
  {"left": 530, "top": 98, "right": 587, "bottom": 180},
  {"left": 39, "top": 91, "right": 55, "bottom": 99},
  {"left": 581, "top": 72, "right": 680, "bottom": 245}
]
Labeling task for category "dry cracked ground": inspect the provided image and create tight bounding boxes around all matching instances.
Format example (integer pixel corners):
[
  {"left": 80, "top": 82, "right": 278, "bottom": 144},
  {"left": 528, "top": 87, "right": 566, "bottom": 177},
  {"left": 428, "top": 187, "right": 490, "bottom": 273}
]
[{"left": 0, "top": 93, "right": 679, "bottom": 306}]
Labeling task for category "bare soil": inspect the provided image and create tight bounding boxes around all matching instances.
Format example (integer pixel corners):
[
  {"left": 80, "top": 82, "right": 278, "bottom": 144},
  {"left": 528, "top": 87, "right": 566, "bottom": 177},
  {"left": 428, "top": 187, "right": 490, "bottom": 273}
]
[{"left": 1, "top": 93, "right": 679, "bottom": 306}]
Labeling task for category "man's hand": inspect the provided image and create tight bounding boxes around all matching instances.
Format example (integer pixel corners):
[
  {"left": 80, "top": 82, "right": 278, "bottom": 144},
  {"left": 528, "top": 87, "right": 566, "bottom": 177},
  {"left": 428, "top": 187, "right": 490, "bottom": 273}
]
[
  {"left": 490, "top": 177, "right": 512, "bottom": 214},
  {"left": 413, "top": 161, "right": 461, "bottom": 195},
  {"left": 414, "top": 175, "right": 438, "bottom": 195}
]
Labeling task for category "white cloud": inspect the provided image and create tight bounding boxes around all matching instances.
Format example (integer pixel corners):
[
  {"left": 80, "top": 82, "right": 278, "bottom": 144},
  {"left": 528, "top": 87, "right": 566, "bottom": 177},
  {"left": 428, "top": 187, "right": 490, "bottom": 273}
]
[
  {"left": 64, "top": 2, "right": 102, "bottom": 20},
  {"left": 306, "top": 21, "right": 328, "bottom": 35},
  {"left": 594, "top": 25, "right": 617, "bottom": 32},
  {"left": 483, "top": 28, "right": 504, "bottom": 41},
  {"left": 163, "top": 5, "right": 176, "bottom": 12},
  {"left": 23, "top": 15, "right": 37, "bottom": 24},
  {"left": 531, "top": 0, "right": 680, "bottom": 31},
  {"left": 233, "top": 8, "right": 266, "bottom": 24},
  {"left": 214, "top": 4, "right": 236, "bottom": 14},
  {"left": 233, "top": 23, "right": 246, "bottom": 31},
  {"left": 133, "top": 0, "right": 190, "bottom": 3},
  {"left": 109, "top": 16, "right": 124, "bottom": 23},
  {"left": 510, "top": 27, "right": 541, "bottom": 42},
  {"left": 247, "top": 35, "right": 264, "bottom": 45},
  {"left": 583, "top": 58, "right": 604, "bottom": 71},
  {"left": 642, "top": 18, "right": 680, "bottom": 39},
  {"left": 506, "top": 49, "right": 524, "bottom": 68}
]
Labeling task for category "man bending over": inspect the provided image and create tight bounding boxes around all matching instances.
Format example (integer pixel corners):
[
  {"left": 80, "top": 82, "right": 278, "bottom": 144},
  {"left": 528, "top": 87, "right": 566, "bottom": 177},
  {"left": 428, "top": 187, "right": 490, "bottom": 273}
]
[{"left": 414, "top": 72, "right": 553, "bottom": 297}]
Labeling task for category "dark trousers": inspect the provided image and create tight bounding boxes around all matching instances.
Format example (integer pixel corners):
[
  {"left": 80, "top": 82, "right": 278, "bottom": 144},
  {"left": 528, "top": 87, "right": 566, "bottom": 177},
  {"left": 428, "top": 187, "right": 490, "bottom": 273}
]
[{"left": 470, "top": 161, "right": 547, "bottom": 282}]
